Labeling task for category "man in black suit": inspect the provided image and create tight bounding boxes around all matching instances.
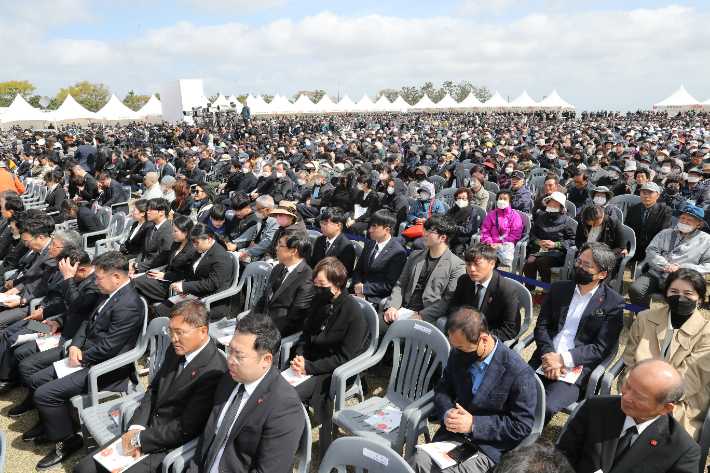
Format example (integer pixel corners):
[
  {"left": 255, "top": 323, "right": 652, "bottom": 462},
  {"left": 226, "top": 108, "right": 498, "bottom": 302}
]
[
  {"left": 446, "top": 243, "right": 522, "bottom": 342},
  {"left": 94, "top": 135, "right": 110, "bottom": 176},
  {"left": 251, "top": 229, "right": 313, "bottom": 337},
  {"left": 296, "top": 168, "right": 334, "bottom": 220},
  {"left": 557, "top": 359, "right": 700, "bottom": 473},
  {"left": 225, "top": 193, "right": 259, "bottom": 252},
  {"left": 157, "top": 154, "right": 176, "bottom": 180},
  {"left": 73, "top": 299, "right": 228, "bottom": 473},
  {"left": 0, "top": 249, "right": 100, "bottom": 413},
  {"left": 179, "top": 157, "right": 206, "bottom": 186},
  {"left": 72, "top": 164, "right": 100, "bottom": 201},
  {"left": 310, "top": 207, "right": 356, "bottom": 276},
  {"left": 0, "top": 190, "right": 24, "bottom": 261},
  {"left": 186, "top": 312, "right": 304, "bottom": 473},
  {"left": 28, "top": 251, "right": 145, "bottom": 470},
  {"left": 351, "top": 209, "right": 408, "bottom": 307},
  {"left": 529, "top": 242, "right": 625, "bottom": 424},
  {"left": 74, "top": 136, "right": 97, "bottom": 174},
  {"left": 134, "top": 198, "right": 174, "bottom": 272},
  {"left": 257, "top": 161, "right": 294, "bottom": 205},
  {"left": 624, "top": 182, "right": 672, "bottom": 263},
  {"left": 96, "top": 172, "right": 128, "bottom": 214},
  {"left": 235, "top": 161, "right": 258, "bottom": 194}
]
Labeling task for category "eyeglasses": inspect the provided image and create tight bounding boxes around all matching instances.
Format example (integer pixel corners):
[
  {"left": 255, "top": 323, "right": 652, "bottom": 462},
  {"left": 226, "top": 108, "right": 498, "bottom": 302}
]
[
  {"left": 574, "top": 259, "right": 598, "bottom": 273},
  {"left": 193, "top": 190, "right": 204, "bottom": 195},
  {"left": 225, "top": 347, "right": 263, "bottom": 365},
  {"left": 320, "top": 221, "right": 339, "bottom": 227},
  {"left": 95, "top": 272, "right": 117, "bottom": 282},
  {"left": 422, "top": 229, "right": 440, "bottom": 237},
  {"left": 49, "top": 241, "right": 63, "bottom": 249},
  {"left": 166, "top": 326, "right": 203, "bottom": 340},
  {"left": 22, "top": 235, "right": 39, "bottom": 246}
]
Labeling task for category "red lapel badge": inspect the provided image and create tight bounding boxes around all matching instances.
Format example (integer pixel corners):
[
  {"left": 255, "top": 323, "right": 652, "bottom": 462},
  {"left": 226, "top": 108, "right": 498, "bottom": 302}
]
[
  {"left": 651, "top": 440, "right": 657, "bottom": 445},
  {"left": 258, "top": 398, "right": 262, "bottom": 404},
  {"left": 114, "top": 298, "right": 117, "bottom": 302},
  {"left": 192, "top": 371, "right": 196, "bottom": 376},
  {"left": 598, "top": 298, "right": 602, "bottom": 302}
]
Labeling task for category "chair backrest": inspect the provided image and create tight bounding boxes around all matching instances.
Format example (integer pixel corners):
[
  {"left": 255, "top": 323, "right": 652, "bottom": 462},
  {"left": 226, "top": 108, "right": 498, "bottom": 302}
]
[
  {"left": 97, "top": 207, "right": 112, "bottom": 228},
  {"left": 670, "top": 215, "right": 679, "bottom": 227},
  {"left": 622, "top": 224, "right": 636, "bottom": 258},
  {"left": 406, "top": 197, "right": 416, "bottom": 208},
  {"left": 238, "top": 261, "right": 273, "bottom": 313},
  {"left": 515, "top": 210, "right": 532, "bottom": 238},
  {"left": 142, "top": 317, "right": 172, "bottom": 383},
  {"left": 501, "top": 276, "right": 533, "bottom": 347},
  {"left": 122, "top": 185, "right": 132, "bottom": 202},
  {"left": 608, "top": 195, "right": 641, "bottom": 220},
  {"left": 463, "top": 163, "right": 474, "bottom": 171},
  {"left": 379, "top": 319, "right": 450, "bottom": 406},
  {"left": 427, "top": 175, "right": 445, "bottom": 193},
  {"left": 565, "top": 200, "right": 576, "bottom": 217},
  {"left": 307, "top": 229, "right": 322, "bottom": 241},
  {"left": 527, "top": 176, "right": 546, "bottom": 196},
  {"left": 377, "top": 191, "right": 384, "bottom": 201},
  {"left": 605, "top": 204, "right": 623, "bottom": 221},
  {"left": 91, "top": 201, "right": 98, "bottom": 212},
  {"left": 318, "top": 437, "right": 415, "bottom": 473},
  {"left": 528, "top": 168, "right": 548, "bottom": 180},
  {"left": 106, "top": 212, "right": 125, "bottom": 239},
  {"left": 350, "top": 240, "right": 363, "bottom": 260},
  {"left": 225, "top": 210, "right": 235, "bottom": 220},
  {"left": 437, "top": 187, "right": 457, "bottom": 208},
  {"left": 486, "top": 190, "right": 496, "bottom": 211},
  {"left": 488, "top": 181, "right": 500, "bottom": 192},
  {"left": 352, "top": 296, "right": 380, "bottom": 357},
  {"left": 0, "top": 428, "right": 5, "bottom": 473},
  {"left": 296, "top": 404, "right": 312, "bottom": 473},
  {"left": 471, "top": 205, "right": 487, "bottom": 225}
]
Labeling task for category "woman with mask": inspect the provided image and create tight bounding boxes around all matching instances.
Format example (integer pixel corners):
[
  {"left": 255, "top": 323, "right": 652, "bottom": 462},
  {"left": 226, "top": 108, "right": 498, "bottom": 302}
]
[
  {"left": 575, "top": 204, "right": 627, "bottom": 277},
  {"left": 445, "top": 187, "right": 480, "bottom": 257},
  {"left": 497, "top": 160, "right": 518, "bottom": 190},
  {"left": 330, "top": 169, "right": 359, "bottom": 213},
  {"left": 659, "top": 174, "right": 688, "bottom": 213},
  {"left": 406, "top": 166, "right": 428, "bottom": 198},
  {"left": 347, "top": 174, "right": 380, "bottom": 238},
  {"left": 290, "top": 257, "right": 367, "bottom": 426},
  {"left": 380, "top": 177, "right": 409, "bottom": 234},
  {"left": 468, "top": 172, "right": 490, "bottom": 210},
  {"left": 170, "top": 180, "right": 194, "bottom": 217},
  {"left": 523, "top": 191, "right": 577, "bottom": 305},
  {"left": 261, "top": 201, "right": 306, "bottom": 263},
  {"left": 588, "top": 186, "right": 616, "bottom": 219},
  {"left": 617, "top": 268, "right": 710, "bottom": 441},
  {"left": 480, "top": 189, "right": 524, "bottom": 266},
  {"left": 397, "top": 181, "right": 446, "bottom": 250}
]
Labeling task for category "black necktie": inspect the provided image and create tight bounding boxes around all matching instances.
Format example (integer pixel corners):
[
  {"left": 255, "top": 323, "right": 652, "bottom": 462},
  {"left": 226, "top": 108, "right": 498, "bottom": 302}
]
[
  {"left": 369, "top": 244, "right": 380, "bottom": 266},
  {"left": 473, "top": 283, "right": 482, "bottom": 310},
  {"left": 175, "top": 355, "right": 186, "bottom": 379},
  {"left": 204, "top": 384, "right": 246, "bottom": 473},
  {"left": 271, "top": 266, "right": 289, "bottom": 294},
  {"left": 325, "top": 240, "right": 332, "bottom": 254},
  {"left": 613, "top": 425, "right": 638, "bottom": 467}
]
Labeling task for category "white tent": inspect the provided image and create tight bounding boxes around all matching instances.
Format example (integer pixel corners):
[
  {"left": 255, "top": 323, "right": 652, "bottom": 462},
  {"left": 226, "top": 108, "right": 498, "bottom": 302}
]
[
  {"left": 314, "top": 95, "right": 337, "bottom": 113},
  {"left": 244, "top": 94, "right": 263, "bottom": 115},
  {"left": 536, "top": 90, "right": 575, "bottom": 111},
  {"left": 481, "top": 92, "right": 508, "bottom": 111},
  {"left": 334, "top": 95, "right": 357, "bottom": 113},
  {"left": 355, "top": 94, "right": 376, "bottom": 112},
  {"left": 373, "top": 95, "right": 392, "bottom": 112},
  {"left": 52, "top": 94, "right": 100, "bottom": 126},
  {"left": 390, "top": 95, "right": 411, "bottom": 112},
  {"left": 264, "top": 95, "right": 287, "bottom": 115},
  {"left": 227, "top": 94, "right": 238, "bottom": 105},
  {"left": 211, "top": 94, "right": 230, "bottom": 107},
  {"left": 293, "top": 94, "right": 317, "bottom": 114},
  {"left": 653, "top": 85, "right": 701, "bottom": 113},
  {"left": 434, "top": 93, "right": 459, "bottom": 110},
  {"left": 506, "top": 89, "right": 538, "bottom": 111},
  {"left": 411, "top": 94, "right": 437, "bottom": 111},
  {"left": 0, "top": 95, "right": 49, "bottom": 130},
  {"left": 97, "top": 94, "right": 142, "bottom": 124},
  {"left": 137, "top": 95, "right": 163, "bottom": 124},
  {"left": 702, "top": 98, "right": 710, "bottom": 109},
  {"left": 457, "top": 92, "right": 484, "bottom": 111}
]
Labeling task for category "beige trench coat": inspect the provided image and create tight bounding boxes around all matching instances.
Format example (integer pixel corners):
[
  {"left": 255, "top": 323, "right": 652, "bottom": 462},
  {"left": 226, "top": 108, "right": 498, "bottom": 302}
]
[{"left": 618, "top": 306, "right": 710, "bottom": 441}]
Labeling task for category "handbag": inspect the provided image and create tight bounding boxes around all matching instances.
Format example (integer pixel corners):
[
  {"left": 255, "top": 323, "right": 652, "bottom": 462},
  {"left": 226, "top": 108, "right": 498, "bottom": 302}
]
[{"left": 402, "top": 199, "right": 433, "bottom": 239}]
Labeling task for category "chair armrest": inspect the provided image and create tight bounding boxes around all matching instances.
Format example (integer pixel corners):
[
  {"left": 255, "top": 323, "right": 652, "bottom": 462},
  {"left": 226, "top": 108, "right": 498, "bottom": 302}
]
[
  {"left": 403, "top": 397, "right": 436, "bottom": 460},
  {"left": 119, "top": 395, "right": 144, "bottom": 430},
  {"left": 161, "top": 438, "right": 200, "bottom": 473},
  {"left": 513, "top": 333, "right": 535, "bottom": 354},
  {"left": 331, "top": 346, "right": 388, "bottom": 411},
  {"left": 87, "top": 338, "right": 149, "bottom": 406},
  {"left": 29, "top": 297, "right": 45, "bottom": 313},
  {"left": 83, "top": 229, "right": 110, "bottom": 249},
  {"left": 202, "top": 288, "right": 237, "bottom": 311},
  {"left": 599, "top": 358, "right": 625, "bottom": 396},
  {"left": 613, "top": 254, "right": 633, "bottom": 293},
  {"left": 279, "top": 332, "right": 302, "bottom": 371}
]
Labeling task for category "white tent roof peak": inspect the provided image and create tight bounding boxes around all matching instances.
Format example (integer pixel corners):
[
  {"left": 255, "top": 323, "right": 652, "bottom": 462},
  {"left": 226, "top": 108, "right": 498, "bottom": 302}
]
[
  {"left": 212, "top": 94, "right": 229, "bottom": 107},
  {"left": 390, "top": 95, "right": 411, "bottom": 111},
  {"left": 356, "top": 94, "right": 375, "bottom": 112},
  {"left": 373, "top": 95, "right": 393, "bottom": 111},
  {"left": 335, "top": 95, "right": 357, "bottom": 112},
  {"left": 536, "top": 90, "right": 574, "bottom": 110},
  {"left": 53, "top": 93, "right": 100, "bottom": 122},
  {"left": 137, "top": 95, "right": 163, "bottom": 118},
  {"left": 0, "top": 94, "right": 48, "bottom": 128},
  {"left": 506, "top": 89, "right": 538, "bottom": 110},
  {"left": 293, "top": 94, "right": 317, "bottom": 113},
  {"left": 97, "top": 94, "right": 141, "bottom": 121},
  {"left": 412, "top": 94, "right": 437, "bottom": 110},
  {"left": 481, "top": 91, "right": 508, "bottom": 110},
  {"left": 458, "top": 92, "right": 484, "bottom": 110},
  {"left": 654, "top": 85, "right": 701, "bottom": 111},
  {"left": 435, "top": 93, "right": 459, "bottom": 109},
  {"left": 314, "top": 95, "right": 337, "bottom": 113}
]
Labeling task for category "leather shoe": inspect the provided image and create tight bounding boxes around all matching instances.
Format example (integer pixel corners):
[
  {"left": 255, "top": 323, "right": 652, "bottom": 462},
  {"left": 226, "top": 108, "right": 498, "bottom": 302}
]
[
  {"left": 8, "top": 395, "right": 34, "bottom": 417},
  {"left": 36, "top": 435, "right": 84, "bottom": 471},
  {"left": 22, "top": 421, "right": 43, "bottom": 441},
  {"left": 34, "top": 433, "right": 54, "bottom": 446},
  {"left": 0, "top": 380, "right": 18, "bottom": 395}
]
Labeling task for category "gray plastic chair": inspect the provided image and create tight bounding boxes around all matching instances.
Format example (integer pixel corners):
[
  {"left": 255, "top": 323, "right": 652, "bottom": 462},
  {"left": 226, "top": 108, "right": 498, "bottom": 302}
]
[
  {"left": 80, "top": 317, "right": 171, "bottom": 451},
  {"left": 565, "top": 200, "right": 576, "bottom": 217},
  {"left": 488, "top": 182, "right": 500, "bottom": 192},
  {"left": 549, "top": 219, "right": 578, "bottom": 280},
  {"left": 427, "top": 175, "right": 445, "bottom": 193},
  {"left": 527, "top": 176, "right": 546, "bottom": 196},
  {"left": 318, "top": 437, "right": 415, "bottom": 473},
  {"left": 608, "top": 224, "right": 636, "bottom": 293},
  {"left": 0, "top": 428, "right": 5, "bottom": 473},
  {"left": 436, "top": 188, "right": 457, "bottom": 208},
  {"left": 82, "top": 207, "right": 113, "bottom": 251},
  {"left": 608, "top": 194, "right": 641, "bottom": 220},
  {"left": 330, "top": 319, "right": 450, "bottom": 458},
  {"left": 512, "top": 210, "right": 531, "bottom": 275},
  {"left": 527, "top": 168, "right": 549, "bottom": 181},
  {"left": 234, "top": 261, "right": 272, "bottom": 314},
  {"left": 95, "top": 217, "right": 134, "bottom": 256},
  {"left": 202, "top": 252, "right": 240, "bottom": 313},
  {"left": 503, "top": 277, "right": 534, "bottom": 348},
  {"left": 486, "top": 190, "right": 496, "bottom": 211},
  {"left": 109, "top": 186, "right": 132, "bottom": 213},
  {"left": 605, "top": 204, "right": 623, "bottom": 221}
]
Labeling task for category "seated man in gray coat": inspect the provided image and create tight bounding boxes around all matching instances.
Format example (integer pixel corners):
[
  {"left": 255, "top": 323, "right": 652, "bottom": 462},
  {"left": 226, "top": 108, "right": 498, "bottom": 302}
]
[{"left": 381, "top": 214, "right": 465, "bottom": 337}]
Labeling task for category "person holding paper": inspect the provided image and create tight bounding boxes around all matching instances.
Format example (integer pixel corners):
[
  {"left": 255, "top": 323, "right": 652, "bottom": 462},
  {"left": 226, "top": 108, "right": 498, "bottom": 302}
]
[
  {"left": 296, "top": 168, "right": 334, "bottom": 220},
  {"left": 131, "top": 198, "right": 175, "bottom": 273},
  {"left": 345, "top": 174, "right": 380, "bottom": 238},
  {"left": 528, "top": 242, "right": 625, "bottom": 424},
  {"left": 73, "top": 299, "right": 228, "bottom": 473},
  {"left": 28, "top": 251, "right": 144, "bottom": 470},
  {"left": 185, "top": 312, "right": 304, "bottom": 473},
  {"left": 557, "top": 360, "right": 700, "bottom": 473},
  {"left": 408, "top": 307, "right": 537, "bottom": 473},
  {"left": 381, "top": 214, "right": 465, "bottom": 337},
  {"left": 310, "top": 207, "right": 356, "bottom": 277}
]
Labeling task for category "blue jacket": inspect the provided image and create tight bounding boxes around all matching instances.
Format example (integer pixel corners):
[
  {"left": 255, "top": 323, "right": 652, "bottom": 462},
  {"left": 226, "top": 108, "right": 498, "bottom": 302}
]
[
  {"left": 433, "top": 338, "right": 537, "bottom": 462},
  {"left": 351, "top": 238, "right": 408, "bottom": 305},
  {"left": 680, "top": 182, "right": 708, "bottom": 208},
  {"left": 511, "top": 184, "right": 532, "bottom": 214},
  {"left": 567, "top": 181, "right": 596, "bottom": 217},
  {"left": 406, "top": 198, "right": 446, "bottom": 224},
  {"left": 241, "top": 105, "right": 251, "bottom": 120}
]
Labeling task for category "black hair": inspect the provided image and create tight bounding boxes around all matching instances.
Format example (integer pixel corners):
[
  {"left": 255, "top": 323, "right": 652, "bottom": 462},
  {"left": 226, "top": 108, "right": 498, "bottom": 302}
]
[
  {"left": 492, "top": 444, "right": 574, "bottom": 473},
  {"left": 21, "top": 216, "right": 54, "bottom": 238},
  {"left": 98, "top": 171, "right": 111, "bottom": 180},
  {"left": 341, "top": 169, "right": 357, "bottom": 190},
  {"left": 147, "top": 197, "right": 170, "bottom": 215},
  {"left": 635, "top": 169, "right": 650, "bottom": 180},
  {"left": 445, "top": 306, "right": 488, "bottom": 343},
  {"left": 234, "top": 312, "right": 281, "bottom": 356},
  {"left": 423, "top": 213, "right": 456, "bottom": 244},
  {"left": 321, "top": 207, "right": 347, "bottom": 226},
  {"left": 282, "top": 228, "right": 312, "bottom": 259},
  {"left": 172, "top": 215, "right": 194, "bottom": 235},
  {"left": 369, "top": 209, "right": 396, "bottom": 234},
  {"left": 189, "top": 222, "right": 228, "bottom": 250},
  {"left": 59, "top": 199, "right": 79, "bottom": 220},
  {"left": 464, "top": 242, "right": 498, "bottom": 263},
  {"left": 44, "top": 171, "right": 64, "bottom": 187},
  {"left": 92, "top": 251, "right": 130, "bottom": 277},
  {"left": 665, "top": 174, "right": 684, "bottom": 187},
  {"left": 133, "top": 199, "right": 149, "bottom": 215},
  {"left": 663, "top": 268, "right": 707, "bottom": 302},
  {"left": 496, "top": 188, "right": 514, "bottom": 201},
  {"left": 577, "top": 242, "right": 616, "bottom": 276},
  {"left": 210, "top": 202, "right": 227, "bottom": 221},
  {"left": 1, "top": 191, "right": 24, "bottom": 213},
  {"left": 170, "top": 299, "right": 210, "bottom": 328},
  {"left": 356, "top": 174, "right": 372, "bottom": 188},
  {"left": 580, "top": 204, "right": 605, "bottom": 223},
  {"left": 544, "top": 175, "right": 560, "bottom": 185},
  {"left": 573, "top": 169, "right": 590, "bottom": 181},
  {"left": 194, "top": 182, "right": 216, "bottom": 204},
  {"left": 56, "top": 248, "right": 91, "bottom": 266},
  {"left": 229, "top": 194, "right": 251, "bottom": 213}
]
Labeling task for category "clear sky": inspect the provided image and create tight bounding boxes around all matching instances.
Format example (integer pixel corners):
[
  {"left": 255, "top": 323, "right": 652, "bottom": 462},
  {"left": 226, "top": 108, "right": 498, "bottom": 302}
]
[{"left": 2, "top": 0, "right": 710, "bottom": 111}]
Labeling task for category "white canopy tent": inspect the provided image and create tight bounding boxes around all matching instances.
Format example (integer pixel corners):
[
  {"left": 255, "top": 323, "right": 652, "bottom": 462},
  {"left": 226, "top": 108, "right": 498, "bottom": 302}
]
[
  {"left": 373, "top": 95, "right": 393, "bottom": 112},
  {"left": 52, "top": 94, "right": 100, "bottom": 126},
  {"left": 702, "top": 97, "right": 710, "bottom": 109},
  {"left": 137, "top": 95, "right": 164, "bottom": 124},
  {"left": 293, "top": 94, "right": 317, "bottom": 114},
  {"left": 355, "top": 94, "right": 376, "bottom": 112},
  {"left": 536, "top": 90, "right": 575, "bottom": 111},
  {"left": 0, "top": 95, "right": 50, "bottom": 130},
  {"left": 481, "top": 92, "right": 508, "bottom": 111},
  {"left": 411, "top": 94, "right": 437, "bottom": 111},
  {"left": 653, "top": 85, "right": 701, "bottom": 113},
  {"left": 457, "top": 93, "right": 484, "bottom": 111},
  {"left": 506, "top": 90, "right": 538, "bottom": 111},
  {"left": 227, "top": 94, "right": 238, "bottom": 105},
  {"left": 211, "top": 94, "right": 230, "bottom": 107},
  {"left": 314, "top": 95, "right": 337, "bottom": 113},
  {"left": 265, "top": 95, "right": 289, "bottom": 115},
  {"left": 334, "top": 95, "right": 357, "bottom": 113},
  {"left": 390, "top": 95, "right": 411, "bottom": 112},
  {"left": 434, "top": 93, "right": 459, "bottom": 110},
  {"left": 97, "top": 94, "right": 142, "bottom": 124}
]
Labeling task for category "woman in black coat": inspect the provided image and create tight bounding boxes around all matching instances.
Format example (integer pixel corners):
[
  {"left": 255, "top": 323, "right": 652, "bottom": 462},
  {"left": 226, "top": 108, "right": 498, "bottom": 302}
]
[
  {"left": 42, "top": 171, "right": 67, "bottom": 214},
  {"left": 291, "top": 257, "right": 367, "bottom": 425},
  {"left": 170, "top": 180, "right": 194, "bottom": 217},
  {"left": 120, "top": 200, "right": 154, "bottom": 259},
  {"left": 154, "top": 223, "right": 234, "bottom": 320},
  {"left": 329, "top": 169, "right": 359, "bottom": 213},
  {"left": 346, "top": 174, "right": 381, "bottom": 237},
  {"left": 575, "top": 204, "right": 627, "bottom": 276},
  {"left": 131, "top": 215, "right": 197, "bottom": 304},
  {"left": 445, "top": 187, "right": 479, "bottom": 257},
  {"left": 379, "top": 177, "right": 409, "bottom": 235},
  {"left": 0, "top": 215, "right": 30, "bottom": 281}
]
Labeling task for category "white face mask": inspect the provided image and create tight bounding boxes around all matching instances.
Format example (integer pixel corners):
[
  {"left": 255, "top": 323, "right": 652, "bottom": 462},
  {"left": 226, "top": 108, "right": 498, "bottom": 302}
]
[
  {"left": 505, "top": 168, "right": 513, "bottom": 174},
  {"left": 656, "top": 155, "right": 665, "bottom": 162},
  {"left": 593, "top": 197, "right": 607, "bottom": 206},
  {"left": 677, "top": 222, "right": 696, "bottom": 234},
  {"left": 357, "top": 184, "right": 364, "bottom": 191},
  {"left": 470, "top": 181, "right": 480, "bottom": 189},
  {"left": 456, "top": 199, "right": 469, "bottom": 208},
  {"left": 660, "top": 167, "right": 670, "bottom": 174},
  {"left": 671, "top": 168, "right": 681, "bottom": 174},
  {"left": 419, "top": 192, "right": 431, "bottom": 201},
  {"left": 276, "top": 172, "right": 284, "bottom": 179},
  {"left": 610, "top": 172, "right": 619, "bottom": 179},
  {"left": 496, "top": 200, "right": 509, "bottom": 210},
  {"left": 688, "top": 176, "right": 700, "bottom": 183},
  {"left": 387, "top": 187, "right": 394, "bottom": 195},
  {"left": 297, "top": 179, "right": 306, "bottom": 186},
  {"left": 546, "top": 206, "right": 560, "bottom": 213}
]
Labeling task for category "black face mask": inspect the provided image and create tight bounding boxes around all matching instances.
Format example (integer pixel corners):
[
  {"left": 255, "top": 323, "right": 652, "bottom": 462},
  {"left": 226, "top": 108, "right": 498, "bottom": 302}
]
[
  {"left": 456, "top": 343, "right": 482, "bottom": 367},
  {"left": 313, "top": 285, "right": 334, "bottom": 302},
  {"left": 667, "top": 295, "right": 697, "bottom": 325},
  {"left": 573, "top": 265, "right": 596, "bottom": 286},
  {"left": 666, "top": 187, "right": 679, "bottom": 196}
]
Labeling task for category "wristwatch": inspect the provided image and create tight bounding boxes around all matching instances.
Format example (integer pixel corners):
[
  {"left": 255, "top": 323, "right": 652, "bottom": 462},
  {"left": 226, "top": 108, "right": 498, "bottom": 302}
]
[{"left": 130, "top": 431, "right": 141, "bottom": 447}]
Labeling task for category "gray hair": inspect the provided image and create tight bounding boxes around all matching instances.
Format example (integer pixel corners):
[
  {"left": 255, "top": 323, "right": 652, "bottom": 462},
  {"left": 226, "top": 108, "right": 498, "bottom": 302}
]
[
  {"left": 318, "top": 168, "right": 330, "bottom": 180},
  {"left": 255, "top": 195, "right": 275, "bottom": 210},
  {"left": 578, "top": 242, "right": 616, "bottom": 276},
  {"left": 54, "top": 230, "right": 82, "bottom": 251}
]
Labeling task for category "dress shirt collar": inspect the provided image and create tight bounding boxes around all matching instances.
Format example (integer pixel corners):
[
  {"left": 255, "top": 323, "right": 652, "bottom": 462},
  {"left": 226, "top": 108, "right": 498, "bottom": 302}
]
[
  {"left": 574, "top": 282, "right": 600, "bottom": 299},
  {"left": 285, "top": 260, "right": 301, "bottom": 275},
  {"left": 105, "top": 279, "right": 131, "bottom": 302},
  {"left": 621, "top": 414, "right": 657, "bottom": 440},
  {"left": 477, "top": 337, "right": 498, "bottom": 370},
  {"left": 184, "top": 337, "right": 210, "bottom": 366}
]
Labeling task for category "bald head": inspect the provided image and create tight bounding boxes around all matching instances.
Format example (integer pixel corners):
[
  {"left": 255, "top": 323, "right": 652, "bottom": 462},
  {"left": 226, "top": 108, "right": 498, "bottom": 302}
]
[
  {"left": 145, "top": 172, "right": 159, "bottom": 187},
  {"left": 621, "top": 359, "right": 684, "bottom": 423}
]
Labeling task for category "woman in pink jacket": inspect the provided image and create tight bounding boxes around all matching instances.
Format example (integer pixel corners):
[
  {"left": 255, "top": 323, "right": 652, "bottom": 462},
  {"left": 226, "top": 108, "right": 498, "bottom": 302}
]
[{"left": 480, "top": 189, "right": 524, "bottom": 265}]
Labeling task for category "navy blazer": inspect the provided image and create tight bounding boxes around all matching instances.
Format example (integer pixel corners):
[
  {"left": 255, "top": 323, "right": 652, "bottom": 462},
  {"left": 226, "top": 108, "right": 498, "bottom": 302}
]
[
  {"left": 433, "top": 338, "right": 537, "bottom": 462},
  {"left": 529, "top": 280, "right": 625, "bottom": 386},
  {"left": 350, "top": 237, "right": 408, "bottom": 305}
]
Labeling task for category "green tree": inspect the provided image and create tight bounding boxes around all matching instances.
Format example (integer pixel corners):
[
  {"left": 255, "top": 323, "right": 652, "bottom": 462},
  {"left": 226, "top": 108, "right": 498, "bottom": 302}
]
[
  {"left": 398, "top": 86, "right": 420, "bottom": 105},
  {"left": 236, "top": 94, "right": 248, "bottom": 103},
  {"left": 154, "top": 93, "right": 161, "bottom": 100},
  {"left": 312, "top": 90, "right": 326, "bottom": 103},
  {"left": 123, "top": 90, "right": 150, "bottom": 111},
  {"left": 373, "top": 88, "right": 398, "bottom": 102},
  {"left": 55, "top": 81, "right": 111, "bottom": 112},
  {"left": 474, "top": 85, "right": 492, "bottom": 102},
  {"left": 27, "top": 95, "right": 42, "bottom": 108},
  {"left": 262, "top": 94, "right": 274, "bottom": 104},
  {"left": 452, "top": 80, "right": 474, "bottom": 102},
  {"left": 0, "top": 80, "right": 37, "bottom": 107}
]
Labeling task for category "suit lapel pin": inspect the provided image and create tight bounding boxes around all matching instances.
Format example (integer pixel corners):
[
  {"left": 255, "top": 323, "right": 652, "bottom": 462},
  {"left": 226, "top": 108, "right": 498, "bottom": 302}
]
[
  {"left": 651, "top": 440, "right": 657, "bottom": 445},
  {"left": 192, "top": 371, "right": 196, "bottom": 376},
  {"left": 114, "top": 298, "right": 117, "bottom": 302},
  {"left": 598, "top": 298, "right": 602, "bottom": 302},
  {"left": 258, "top": 398, "right": 262, "bottom": 403},
  {"left": 595, "top": 309, "right": 603, "bottom": 315}
]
